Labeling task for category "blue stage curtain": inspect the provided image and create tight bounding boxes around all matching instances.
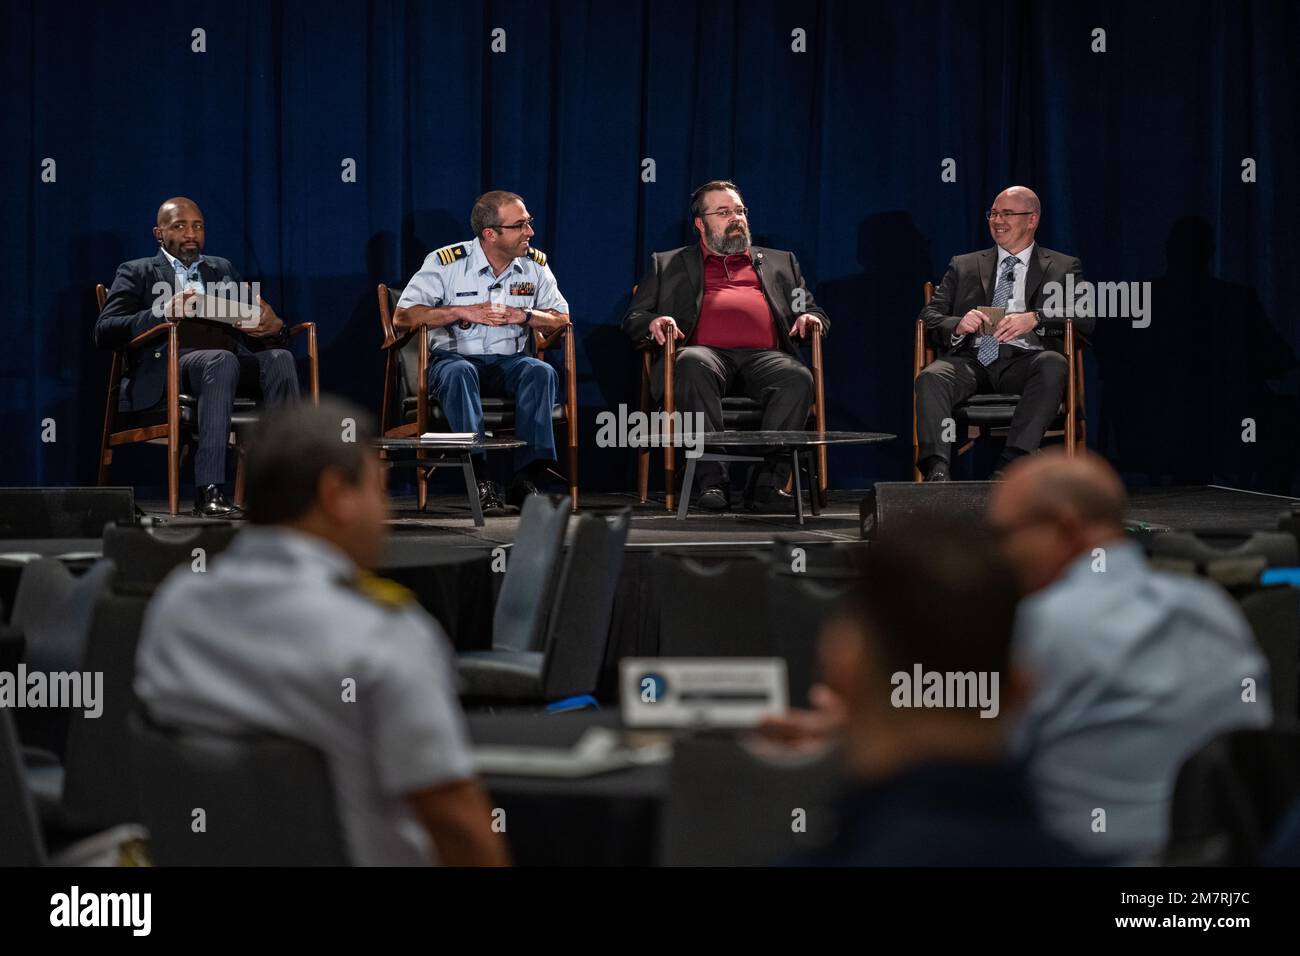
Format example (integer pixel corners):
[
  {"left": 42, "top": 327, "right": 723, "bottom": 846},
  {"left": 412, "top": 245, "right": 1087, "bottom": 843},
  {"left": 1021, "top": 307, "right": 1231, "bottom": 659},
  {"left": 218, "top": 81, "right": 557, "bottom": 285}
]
[{"left": 2, "top": 0, "right": 1297, "bottom": 492}]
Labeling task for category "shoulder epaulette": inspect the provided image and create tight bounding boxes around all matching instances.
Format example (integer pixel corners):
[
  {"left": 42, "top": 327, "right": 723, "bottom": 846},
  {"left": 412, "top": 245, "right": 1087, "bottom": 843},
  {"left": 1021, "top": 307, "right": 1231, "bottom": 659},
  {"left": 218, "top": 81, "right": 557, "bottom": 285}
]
[
  {"left": 345, "top": 572, "right": 415, "bottom": 610},
  {"left": 526, "top": 247, "right": 547, "bottom": 267},
  {"left": 435, "top": 243, "right": 468, "bottom": 266}
]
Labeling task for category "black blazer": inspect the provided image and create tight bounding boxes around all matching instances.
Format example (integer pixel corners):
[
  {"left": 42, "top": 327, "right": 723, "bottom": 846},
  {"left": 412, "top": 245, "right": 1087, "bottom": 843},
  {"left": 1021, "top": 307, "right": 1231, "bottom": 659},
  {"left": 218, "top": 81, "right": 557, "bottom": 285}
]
[
  {"left": 94, "top": 251, "right": 287, "bottom": 411},
  {"left": 920, "top": 245, "right": 1088, "bottom": 358},
  {"left": 622, "top": 245, "right": 829, "bottom": 355}
]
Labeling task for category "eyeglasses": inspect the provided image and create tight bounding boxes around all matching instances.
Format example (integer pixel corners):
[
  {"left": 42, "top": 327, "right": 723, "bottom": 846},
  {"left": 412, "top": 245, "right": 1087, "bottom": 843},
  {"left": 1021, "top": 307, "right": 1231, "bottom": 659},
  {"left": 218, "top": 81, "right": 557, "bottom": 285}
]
[
  {"left": 702, "top": 206, "right": 748, "bottom": 220},
  {"left": 986, "top": 210, "right": 1034, "bottom": 221},
  {"left": 493, "top": 218, "right": 535, "bottom": 231}
]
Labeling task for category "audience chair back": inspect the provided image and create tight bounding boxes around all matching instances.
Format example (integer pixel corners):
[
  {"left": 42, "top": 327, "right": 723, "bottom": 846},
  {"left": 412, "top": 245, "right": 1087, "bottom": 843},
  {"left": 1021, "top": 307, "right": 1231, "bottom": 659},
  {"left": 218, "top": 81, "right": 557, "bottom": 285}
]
[
  {"left": 765, "top": 541, "right": 863, "bottom": 706},
  {"left": 57, "top": 584, "right": 154, "bottom": 830},
  {"left": 102, "top": 521, "right": 240, "bottom": 595},
  {"left": 0, "top": 706, "right": 45, "bottom": 865},
  {"left": 660, "top": 733, "right": 841, "bottom": 865},
  {"left": 10, "top": 558, "right": 117, "bottom": 756},
  {"left": 493, "top": 494, "right": 572, "bottom": 652},
  {"left": 130, "top": 713, "right": 350, "bottom": 865},
  {"left": 12, "top": 557, "right": 115, "bottom": 675},
  {"left": 1143, "top": 530, "right": 1299, "bottom": 584},
  {"left": 1165, "top": 727, "right": 1300, "bottom": 865},
  {"left": 539, "top": 509, "right": 632, "bottom": 700},
  {"left": 1237, "top": 586, "right": 1300, "bottom": 725}
]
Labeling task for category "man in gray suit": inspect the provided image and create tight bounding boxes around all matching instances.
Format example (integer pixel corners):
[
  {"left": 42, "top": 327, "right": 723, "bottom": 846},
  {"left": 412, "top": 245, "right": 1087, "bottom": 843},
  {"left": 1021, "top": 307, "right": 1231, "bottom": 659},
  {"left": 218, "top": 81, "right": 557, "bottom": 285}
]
[{"left": 915, "top": 186, "right": 1087, "bottom": 481}]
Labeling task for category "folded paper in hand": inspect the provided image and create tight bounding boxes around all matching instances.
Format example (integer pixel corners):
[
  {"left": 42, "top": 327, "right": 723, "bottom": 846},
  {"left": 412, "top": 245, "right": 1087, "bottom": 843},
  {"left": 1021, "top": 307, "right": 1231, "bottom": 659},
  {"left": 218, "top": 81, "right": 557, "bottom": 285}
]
[{"left": 978, "top": 306, "right": 1006, "bottom": 336}]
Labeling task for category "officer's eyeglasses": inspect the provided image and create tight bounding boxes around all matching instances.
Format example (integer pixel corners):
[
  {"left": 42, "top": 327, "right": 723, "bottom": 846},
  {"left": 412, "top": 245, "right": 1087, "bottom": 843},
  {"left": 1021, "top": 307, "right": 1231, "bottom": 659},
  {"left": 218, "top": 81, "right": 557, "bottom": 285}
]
[
  {"left": 702, "top": 206, "right": 748, "bottom": 220},
  {"left": 986, "top": 209, "right": 1034, "bottom": 221},
  {"left": 493, "top": 218, "right": 535, "bottom": 231}
]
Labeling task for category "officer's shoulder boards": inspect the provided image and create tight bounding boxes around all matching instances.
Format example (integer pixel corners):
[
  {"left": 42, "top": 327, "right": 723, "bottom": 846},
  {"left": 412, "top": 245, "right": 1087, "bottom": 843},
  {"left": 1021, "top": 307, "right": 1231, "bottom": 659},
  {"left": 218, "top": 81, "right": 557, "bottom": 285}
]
[
  {"left": 434, "top": 243, "right": 468, "bottom": 267},
  {"left": 345, "top": 572, "right": 415, "bottom": 610},
  {"left": 526, "top": 247, "right": 547, "bottom": 267}
]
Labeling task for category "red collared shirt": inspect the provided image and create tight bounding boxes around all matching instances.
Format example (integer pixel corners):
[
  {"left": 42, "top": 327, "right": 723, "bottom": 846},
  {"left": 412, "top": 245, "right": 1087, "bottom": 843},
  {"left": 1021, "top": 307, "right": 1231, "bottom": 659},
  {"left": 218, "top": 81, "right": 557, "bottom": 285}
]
[{"left": 692, "top": 246, "right": 777, "bottom": 349}]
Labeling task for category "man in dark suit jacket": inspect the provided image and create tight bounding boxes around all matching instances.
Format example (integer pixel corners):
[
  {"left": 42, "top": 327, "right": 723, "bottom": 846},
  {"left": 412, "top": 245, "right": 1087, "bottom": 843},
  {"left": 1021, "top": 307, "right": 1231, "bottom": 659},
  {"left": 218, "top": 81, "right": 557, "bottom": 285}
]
[
  {"left": 623, "top": 180, "right": 829, "bottom": 510},
  {"left": 94, "top": 197, "right": 299, "bottom": 517},
  {"left": 915, "top": 186, "right": 1089, "bottom": 481}
]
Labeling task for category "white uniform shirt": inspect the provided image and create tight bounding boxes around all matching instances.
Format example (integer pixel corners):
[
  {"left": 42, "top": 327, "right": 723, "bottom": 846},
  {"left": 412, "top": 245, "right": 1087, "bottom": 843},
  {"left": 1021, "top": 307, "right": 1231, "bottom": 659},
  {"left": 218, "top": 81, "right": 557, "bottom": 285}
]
[
  {"left": 135, "top": 526, "right": 476, "bottom": 866},
  {"left": 396, "top": 238, "right": 569, "bottom": 356}
]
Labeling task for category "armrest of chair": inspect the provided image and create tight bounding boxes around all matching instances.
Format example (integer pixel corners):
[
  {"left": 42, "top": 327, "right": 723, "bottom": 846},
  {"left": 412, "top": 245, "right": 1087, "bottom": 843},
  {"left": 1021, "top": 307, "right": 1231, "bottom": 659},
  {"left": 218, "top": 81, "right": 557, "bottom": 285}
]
[
  {"left": 288, "top": 322, "right": 320, "bottom": 403},
  {"left": 808, "top": 325, "right": 826, "bottom": 435},
  {"left": 913, "top": 319, "right": 928, "bottom": 380},
  {"left": 416, "top": 325, "right": 429, "bottom": 432},
  {"left": 532, "top": 323, "right": 579, "bottom": 430},
  {"left": 127, "top": 322, "right": 173, "bottom": 350},
  {"left": 532, "top": 322, "right": 569, "bottom": 353}
]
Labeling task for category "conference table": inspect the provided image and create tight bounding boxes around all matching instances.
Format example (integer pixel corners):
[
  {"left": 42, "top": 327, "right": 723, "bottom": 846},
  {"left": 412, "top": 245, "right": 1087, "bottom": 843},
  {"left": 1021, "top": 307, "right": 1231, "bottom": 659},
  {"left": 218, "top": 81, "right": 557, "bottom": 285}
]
[{"left": 468, "top": 711, "right": 669, "bottom": 867}]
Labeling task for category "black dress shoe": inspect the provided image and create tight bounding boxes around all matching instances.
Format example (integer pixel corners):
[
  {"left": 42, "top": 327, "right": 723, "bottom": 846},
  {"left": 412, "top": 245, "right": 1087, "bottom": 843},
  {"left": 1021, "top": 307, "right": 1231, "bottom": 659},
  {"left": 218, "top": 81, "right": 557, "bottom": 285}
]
[
  {"left": 505, "top": 479, "right": 540, "bottom": 509},
  {"left": 924, "top": 463, "right": 951, "bottom": 483},
  {"left": 477, "top": 480, "right": 511, "bottom": 517},
  {"left": 193, "top": 485, "right": 244, "bottom": 519},
  {"left": 697, "top": 485, "right": 729, "bottom": 512}
]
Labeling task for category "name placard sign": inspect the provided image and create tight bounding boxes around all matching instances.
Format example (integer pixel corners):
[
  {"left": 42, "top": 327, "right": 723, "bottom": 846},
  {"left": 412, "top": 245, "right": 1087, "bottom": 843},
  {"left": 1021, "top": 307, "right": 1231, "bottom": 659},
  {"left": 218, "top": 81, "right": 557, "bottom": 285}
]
[{"left": 619, "top": 657, "right": 788, "bottom": 729}]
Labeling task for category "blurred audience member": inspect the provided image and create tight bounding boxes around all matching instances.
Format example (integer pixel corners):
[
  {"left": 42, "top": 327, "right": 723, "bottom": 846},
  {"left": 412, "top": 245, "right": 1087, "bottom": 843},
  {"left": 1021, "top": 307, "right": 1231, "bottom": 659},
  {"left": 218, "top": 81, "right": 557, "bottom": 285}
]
[
  {"left": 791, "top": 517, "right": 1078, "bottom": 865},
  {"left": 136, "top": 397, "right": 508, "bottom": 866},
  {"left": 990, "top": 451, "right": 1271, "bottom": 861}
]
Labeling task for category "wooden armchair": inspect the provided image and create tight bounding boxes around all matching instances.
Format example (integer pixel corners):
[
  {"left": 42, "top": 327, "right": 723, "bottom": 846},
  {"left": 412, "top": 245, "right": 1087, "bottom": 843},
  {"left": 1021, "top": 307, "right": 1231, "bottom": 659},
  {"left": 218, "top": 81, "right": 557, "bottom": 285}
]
[
  {"left": 912, "top": 281, "right": 1084, "bottom": 480},
  {"left": 634, "top": 294, "right": 828, "bottom": 512},
  {"left": 376, "top": 284, "right": 579, "bottom": 512},
  {"left": 95, "top": 283, "right": 319, "bottom": 514}
]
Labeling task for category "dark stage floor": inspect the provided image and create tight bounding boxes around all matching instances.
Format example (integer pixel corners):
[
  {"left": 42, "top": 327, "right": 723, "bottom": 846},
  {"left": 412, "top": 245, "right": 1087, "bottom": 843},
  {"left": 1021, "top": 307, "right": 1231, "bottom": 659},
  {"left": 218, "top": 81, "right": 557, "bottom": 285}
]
[{"left": 130, "top": 484, "right": 1300, "bottom": 552}]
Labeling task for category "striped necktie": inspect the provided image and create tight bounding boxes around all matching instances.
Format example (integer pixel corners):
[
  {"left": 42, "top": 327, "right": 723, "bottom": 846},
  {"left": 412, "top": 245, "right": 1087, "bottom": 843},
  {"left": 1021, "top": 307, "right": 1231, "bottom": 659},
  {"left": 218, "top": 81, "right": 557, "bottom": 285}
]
[{"left": 977, "top": 257, "right": 1019, "bottom": 366}]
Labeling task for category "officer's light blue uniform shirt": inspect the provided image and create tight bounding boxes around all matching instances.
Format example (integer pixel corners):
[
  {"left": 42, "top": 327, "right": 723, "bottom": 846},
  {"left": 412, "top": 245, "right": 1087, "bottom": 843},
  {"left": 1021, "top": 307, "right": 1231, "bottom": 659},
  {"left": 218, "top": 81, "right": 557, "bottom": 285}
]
[
  {"left": 1010, "top": 540, "right": 1271, "bottom": 862},
  {"left": 135, "top": 526, "right": 476, "bottom": 866},
  {"left": 396, "top": 238, "right": 569, "bottom": 356}
]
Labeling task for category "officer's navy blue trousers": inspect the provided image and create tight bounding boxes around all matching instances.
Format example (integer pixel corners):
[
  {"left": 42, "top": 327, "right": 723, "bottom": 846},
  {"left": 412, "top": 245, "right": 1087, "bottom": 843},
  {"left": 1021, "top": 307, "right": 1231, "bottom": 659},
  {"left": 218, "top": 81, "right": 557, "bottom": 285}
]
[
  {"left": 178, "top": 347, "right": 300, "bottom": 487},
  {"left": 426, "top": 351, "right": 557, "bottom": 471}
]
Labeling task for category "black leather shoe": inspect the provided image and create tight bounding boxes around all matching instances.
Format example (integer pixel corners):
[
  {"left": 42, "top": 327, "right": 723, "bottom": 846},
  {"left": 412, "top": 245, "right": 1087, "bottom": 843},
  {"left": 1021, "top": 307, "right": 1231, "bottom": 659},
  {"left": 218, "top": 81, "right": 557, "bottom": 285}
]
[
  {"left": 193, "top": 484, "right": 244, "bottom": 519},
  {"left": 697, "top": 485, "right": 729, "bottom": 512},
  {"left": 478, "top": 480, "right": 511, "bottom": 517},
  {"left": 505, "top": 479, "right": 540, "bottom": 509},
  {"left": 924, "top": 463, "right": 951, "bottom": 483}
]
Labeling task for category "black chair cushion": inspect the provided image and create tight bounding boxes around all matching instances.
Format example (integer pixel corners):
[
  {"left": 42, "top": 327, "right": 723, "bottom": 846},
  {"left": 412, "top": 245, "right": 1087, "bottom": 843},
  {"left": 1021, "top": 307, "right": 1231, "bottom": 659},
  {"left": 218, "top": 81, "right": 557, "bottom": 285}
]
[
  {"left": 954, "top": 395, "right": 1070, "bottom": 427},
  {"left": 114, "top": 396, "right": 260, "bottom": 434}
]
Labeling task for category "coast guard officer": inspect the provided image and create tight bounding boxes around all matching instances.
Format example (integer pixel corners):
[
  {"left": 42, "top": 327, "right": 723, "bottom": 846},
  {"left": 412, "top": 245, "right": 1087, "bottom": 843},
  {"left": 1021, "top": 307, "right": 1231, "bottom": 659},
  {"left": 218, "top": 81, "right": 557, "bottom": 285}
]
[
  {"left": 393, "top": 191, "right": 570, "bottom": 513},
  {"left": 136, "top": 398, "right": 509, "bottom": 866}
]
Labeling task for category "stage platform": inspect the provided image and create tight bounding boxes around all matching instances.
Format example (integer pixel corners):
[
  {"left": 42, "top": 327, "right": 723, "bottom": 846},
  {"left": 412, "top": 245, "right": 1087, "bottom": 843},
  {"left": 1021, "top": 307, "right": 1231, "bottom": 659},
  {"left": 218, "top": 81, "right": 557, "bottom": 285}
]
[{"left": 130, "top": 484, "right": 1300, "bottom": 549}]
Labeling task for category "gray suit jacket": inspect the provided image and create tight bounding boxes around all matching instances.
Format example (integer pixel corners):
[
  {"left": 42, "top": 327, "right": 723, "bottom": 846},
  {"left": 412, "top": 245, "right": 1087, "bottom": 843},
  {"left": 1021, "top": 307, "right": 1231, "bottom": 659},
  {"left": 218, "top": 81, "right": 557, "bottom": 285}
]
[{"left": 919, "top": 245, "right": 1087, "bottom": 357}]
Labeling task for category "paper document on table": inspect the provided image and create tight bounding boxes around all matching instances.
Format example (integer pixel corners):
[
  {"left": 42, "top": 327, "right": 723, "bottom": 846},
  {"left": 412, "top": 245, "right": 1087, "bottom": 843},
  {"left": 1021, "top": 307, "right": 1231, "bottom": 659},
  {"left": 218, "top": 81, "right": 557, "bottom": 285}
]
[{"left": 419, "top": 432, "right": 478, "bottom": 442}]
